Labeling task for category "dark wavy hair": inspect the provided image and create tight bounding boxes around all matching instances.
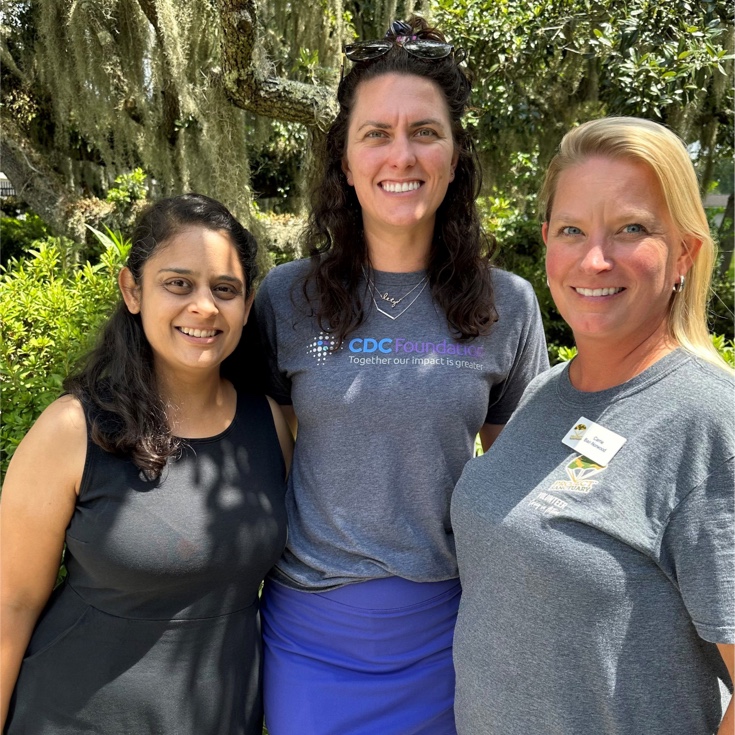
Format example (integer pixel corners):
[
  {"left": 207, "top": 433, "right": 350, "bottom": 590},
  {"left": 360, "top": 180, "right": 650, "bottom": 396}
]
[
  {"left": 303, "top": 15, "right": 497, "bottom": 344},
  {"left": 64, "top": 194, "right": 259, "bottom": 479}
]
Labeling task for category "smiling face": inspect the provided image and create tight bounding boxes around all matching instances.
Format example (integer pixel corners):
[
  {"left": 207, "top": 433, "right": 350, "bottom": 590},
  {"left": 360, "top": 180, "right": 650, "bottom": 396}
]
[
  {"left": 119, "top": 226, "right": 251, "bottom": 380},
  {"left": 543, "top": 156, "right": 696, "bottom": 353},
  {"left": 342, "top": 72, "right": 458, "bottom": 248}
]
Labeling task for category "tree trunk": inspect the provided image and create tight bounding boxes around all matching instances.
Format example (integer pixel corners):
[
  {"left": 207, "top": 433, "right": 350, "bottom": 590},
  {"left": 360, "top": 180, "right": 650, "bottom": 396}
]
[
  {"left": 218, "top": 0, "right": 338, "bottom": 129},
  {"left": 0, "top": 116, "right": 114, "bottom": 242},
  {"left": 718, "top": 192, "right": 734, "bottom": 277}
]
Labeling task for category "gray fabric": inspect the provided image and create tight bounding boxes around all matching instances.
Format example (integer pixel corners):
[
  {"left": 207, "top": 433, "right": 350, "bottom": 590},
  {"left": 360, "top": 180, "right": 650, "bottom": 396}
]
[
  {"left": 452, "top": 349, "right": 735, "bottom": 735},
  {"left": 255, "top": 259, "right": 549, "bottom": 590}
]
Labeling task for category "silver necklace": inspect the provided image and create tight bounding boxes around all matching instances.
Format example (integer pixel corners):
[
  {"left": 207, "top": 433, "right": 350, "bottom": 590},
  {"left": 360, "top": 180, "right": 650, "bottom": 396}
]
[{"left": 362, "top": 266, "right": 430, "bottom": 321}]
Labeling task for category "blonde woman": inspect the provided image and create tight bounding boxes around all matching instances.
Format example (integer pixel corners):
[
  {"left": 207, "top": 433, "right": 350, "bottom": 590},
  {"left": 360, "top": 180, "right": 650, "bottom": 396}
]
[{"left": 452, "top": 117, "right": 734, "bottom": 735}]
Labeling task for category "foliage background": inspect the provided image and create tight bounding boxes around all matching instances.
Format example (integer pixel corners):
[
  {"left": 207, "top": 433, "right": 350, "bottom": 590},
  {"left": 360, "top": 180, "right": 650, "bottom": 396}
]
[
  {"left": 1, "top": 0, "right": 733, "bottom": 477},
  {"left": 1, "top": 232, "right": 130, "bottom": 476}
]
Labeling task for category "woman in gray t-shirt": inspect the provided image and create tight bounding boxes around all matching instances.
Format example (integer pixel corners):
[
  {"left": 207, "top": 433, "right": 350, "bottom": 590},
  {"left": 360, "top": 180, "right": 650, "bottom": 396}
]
[
  {"left": 252, "top": 15, "right": 549, "bottom": 735},
  {"left": 453, "top": 117, "right": 734, "bottom": 735}
]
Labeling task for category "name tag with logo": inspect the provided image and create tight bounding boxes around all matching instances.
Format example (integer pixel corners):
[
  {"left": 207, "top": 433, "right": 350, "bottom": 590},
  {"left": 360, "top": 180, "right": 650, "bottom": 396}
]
[{"left": 562, "top": 417, "right": 626, "bottom": 467}]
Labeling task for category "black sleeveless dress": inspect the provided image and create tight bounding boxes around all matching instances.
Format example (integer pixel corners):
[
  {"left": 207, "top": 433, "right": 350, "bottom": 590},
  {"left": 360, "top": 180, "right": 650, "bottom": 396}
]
[{"left": 6, "top": 392, "right": 287, "bottom": 734}]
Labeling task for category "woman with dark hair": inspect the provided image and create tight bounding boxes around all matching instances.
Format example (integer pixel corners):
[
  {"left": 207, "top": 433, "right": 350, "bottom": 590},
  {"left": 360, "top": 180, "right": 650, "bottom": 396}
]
[
  {"left": 254, "top": 17, "right": 549, "bottom": 735},
  {"left": 1, "top": 194, "right": 291, "bottom": 734}
]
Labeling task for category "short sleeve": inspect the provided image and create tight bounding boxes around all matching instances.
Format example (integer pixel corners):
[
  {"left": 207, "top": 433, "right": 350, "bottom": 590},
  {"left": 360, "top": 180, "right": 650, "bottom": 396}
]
[
  {"left": 253, "top": 271, "right": 293, "bottom": 405},
  {"left": 485, "top": 282, "right": 549, "bottom": 425},
  {"left": 659, "top": 457, "right": 735, "bottom": 644}
]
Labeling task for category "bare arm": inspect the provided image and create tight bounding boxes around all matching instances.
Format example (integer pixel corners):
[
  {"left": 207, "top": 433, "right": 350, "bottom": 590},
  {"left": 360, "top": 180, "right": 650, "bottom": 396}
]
[
  {"left": 717, "top": 643, "right": 734, "bottom": 735},
  {"left": 478, "top": 423, "right": 505, "bottom": 453},
  {"left": 266, "top": 396, "right": 294, "bottom": 475},
  {"left": 0, "top": 396, "right": 86, "bottom": 728},
  {"left": 279, "top": 404, "right": 298, "bottom": 438}
]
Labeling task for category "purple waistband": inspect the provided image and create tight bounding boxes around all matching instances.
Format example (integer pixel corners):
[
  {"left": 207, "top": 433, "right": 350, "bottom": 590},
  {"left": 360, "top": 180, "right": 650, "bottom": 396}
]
[{"left": 311, "top": 576, "right": 460, "bottom": 609}]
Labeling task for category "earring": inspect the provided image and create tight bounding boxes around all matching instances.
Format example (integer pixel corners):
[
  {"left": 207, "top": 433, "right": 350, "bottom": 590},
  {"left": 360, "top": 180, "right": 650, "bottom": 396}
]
[
  {"left": 546, "top": 277, "right": 550, "bottom": 289},
  {"left": 449, "top": 169, "right": 455, "bottom": 181},
  {"left": 672, "top": 274, "right": 685, "bottom": 293}
]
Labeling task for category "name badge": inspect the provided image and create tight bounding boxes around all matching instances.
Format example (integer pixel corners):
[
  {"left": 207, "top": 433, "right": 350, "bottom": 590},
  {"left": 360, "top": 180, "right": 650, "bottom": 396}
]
[{"left": 562, "top": 416, "right": 626, "bottom": 467}]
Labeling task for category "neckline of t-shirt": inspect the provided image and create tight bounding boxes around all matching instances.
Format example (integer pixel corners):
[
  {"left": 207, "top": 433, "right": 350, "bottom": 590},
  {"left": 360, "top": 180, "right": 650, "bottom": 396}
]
[
  {"left": 176, "top": 392, "right": 239, "bottom": 444},
  {"left": 556, "top": 348, "right": 691, "bottom": 407}
]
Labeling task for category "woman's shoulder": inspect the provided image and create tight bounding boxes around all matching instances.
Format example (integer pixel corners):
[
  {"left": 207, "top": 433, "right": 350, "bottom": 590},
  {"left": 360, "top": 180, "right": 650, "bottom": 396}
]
[
  {"left": 260, "top": 258, "right": 312, "bottom": 290},
  {"left": 489, "top": 266, "right": 539, "bottom": 305},
  {"left": 29, "top": 395, "right": 88, "bottom": 463},
  {"left": 4, "top": 395, "right": 87, "bottom": 497},
  {"left": 669, "top": 352, "right": 734, "bottom": 423},
  {"left": 684, "top": 351, "right": 735, "bottom": 386},
  {"left": 485, "top": 267, "right": 546, "bottom": 341},
  {"left": 519, "top": 361, "right": 566, "bottom": 399},
  {"left": 34, "top": 394, "right": 88, "bottom": 439},
  {"left": 255, "top": 259, "right": 314, "bottom": 322}
]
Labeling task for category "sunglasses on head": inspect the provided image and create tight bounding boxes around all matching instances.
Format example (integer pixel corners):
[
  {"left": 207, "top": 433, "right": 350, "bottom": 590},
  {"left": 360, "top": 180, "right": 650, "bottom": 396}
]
[{"left": 343, "top": 38, "right": 454, "bottom": 63}]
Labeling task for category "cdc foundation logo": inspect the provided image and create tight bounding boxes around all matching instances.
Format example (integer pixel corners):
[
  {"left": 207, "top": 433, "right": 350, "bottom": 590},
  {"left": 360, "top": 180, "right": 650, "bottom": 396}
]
[{"left": 308, "top": 332, "right": 339, "bottom": 364}]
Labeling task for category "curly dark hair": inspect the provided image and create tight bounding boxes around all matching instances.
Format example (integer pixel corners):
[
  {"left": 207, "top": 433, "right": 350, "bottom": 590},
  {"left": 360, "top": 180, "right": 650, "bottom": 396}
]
[
  {"left": 302, "top": 15, "right": 497, "bottom": 344},
  {"left": 64, "top": 193, "right": 259, "bottom": 479}
]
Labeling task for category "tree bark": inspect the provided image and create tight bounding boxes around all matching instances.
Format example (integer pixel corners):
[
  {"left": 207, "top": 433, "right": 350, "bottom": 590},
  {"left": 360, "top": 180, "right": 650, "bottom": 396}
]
[
  {"left": 718, "top": 192, "right": 734, "bottom": 278},
  {"left": 2, "top": 113, "right": 303, "bottom": 258},
  {"left": 218, "top": 0, "right": 338, "bottom": 129},
  {"left": 0, "top": 117, "right": 113, "bottom": 242}
]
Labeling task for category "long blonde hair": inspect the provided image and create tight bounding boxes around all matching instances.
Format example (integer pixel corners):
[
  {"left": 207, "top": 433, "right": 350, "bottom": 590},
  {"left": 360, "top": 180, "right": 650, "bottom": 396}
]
[{"left": 539, "top": 116, "right": 730, "bottom": 372}]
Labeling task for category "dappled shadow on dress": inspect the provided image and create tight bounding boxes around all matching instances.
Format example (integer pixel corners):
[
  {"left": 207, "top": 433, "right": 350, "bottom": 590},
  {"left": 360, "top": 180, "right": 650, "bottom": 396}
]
[{"left": 6, "top": 392, "right": 287, "bottom": 735}]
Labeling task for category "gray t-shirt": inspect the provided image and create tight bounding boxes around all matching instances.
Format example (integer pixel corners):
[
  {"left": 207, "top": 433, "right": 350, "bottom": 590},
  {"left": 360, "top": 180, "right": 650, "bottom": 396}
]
[
  {"left": 452, "top": 349, "right": 734, "bottom": 735},
  {"left": 255, "top": 259, "right": 549, "bottom": 590}
]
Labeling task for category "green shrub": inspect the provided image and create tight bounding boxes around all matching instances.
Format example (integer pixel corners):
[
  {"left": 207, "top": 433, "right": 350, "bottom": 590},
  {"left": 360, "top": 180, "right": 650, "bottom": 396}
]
[
  {"left": 480, "top": 193, "right": 575, "bottom": 354},
  {"left": 105, "top": 168, "right": 148, "bottom": 206},
  {"left": 1, "top": 233, "right": 129, "bottom": 477},
  {"left": 549, "top": 337, "right": 733, "bottom": 366},
  {"left": 549, "top": 345, "right": 578, "bottom": 364},
  {"left": 711, "top": 334, "right": 735, "bottom": 367},
  {"left": 0, "top": 212, "right": 51, "bottom": 266}
]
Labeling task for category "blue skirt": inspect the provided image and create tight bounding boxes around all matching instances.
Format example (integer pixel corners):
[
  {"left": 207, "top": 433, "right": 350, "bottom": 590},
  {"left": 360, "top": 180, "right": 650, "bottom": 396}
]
[{"left": 262, "top": 576, "right": 461, "bottom": 735}]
